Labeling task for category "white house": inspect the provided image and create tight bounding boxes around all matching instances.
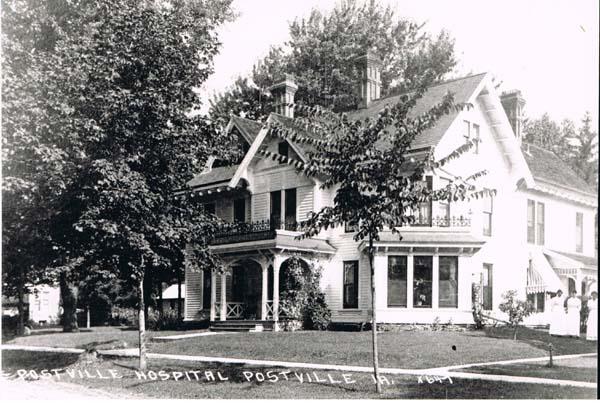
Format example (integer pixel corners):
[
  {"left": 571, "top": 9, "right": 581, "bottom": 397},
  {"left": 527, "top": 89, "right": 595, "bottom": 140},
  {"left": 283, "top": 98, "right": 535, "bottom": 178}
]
[
  {"left": 28, "top": 285, "right": 61, "bottom": 324},
  {"left": 183, "top": 53, "right": 597, "bottom": 330}
]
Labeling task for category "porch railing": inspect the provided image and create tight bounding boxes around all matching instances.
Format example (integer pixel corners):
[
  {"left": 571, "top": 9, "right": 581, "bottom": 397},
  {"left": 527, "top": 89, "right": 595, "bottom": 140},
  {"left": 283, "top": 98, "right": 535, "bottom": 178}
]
[
  {"left": 211, "top": 218, "right": 305, "bottom": 245},
  {"left": 214, "top": 302, "right": 245, "bottom": 319},
  {"left": 409, "top": 215, "right": 471, "bottom": 227},
  {"left": 265, "top": 300, "right": 285, "bottom": 320},
  {"left": 212, "top": 220, "right": 276, "bottom": 245}
]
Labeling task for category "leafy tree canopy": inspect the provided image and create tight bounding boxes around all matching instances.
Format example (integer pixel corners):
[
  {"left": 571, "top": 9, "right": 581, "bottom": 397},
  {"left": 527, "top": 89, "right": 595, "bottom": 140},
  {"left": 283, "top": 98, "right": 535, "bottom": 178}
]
[
  {"left": 523, "top": 112, "right": 598, "bottom": 186},
  {"left": 209, "top": 0, "right": 456, "bottom": 125},
  {"left": 2, "top": 0, "right": 235, "bottom": 300}
]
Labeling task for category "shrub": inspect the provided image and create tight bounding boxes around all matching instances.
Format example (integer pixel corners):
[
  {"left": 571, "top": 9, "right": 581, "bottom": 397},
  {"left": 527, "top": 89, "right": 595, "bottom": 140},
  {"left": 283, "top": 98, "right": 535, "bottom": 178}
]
[
  {"left": 279, "top": 257, "right": 331, "bottom": 331},
  {"left": 471, "top": 283, "right": 485, "bottom": 329},
  {"left": 498, "top": 290, "right": 535, "bottom": 340}
]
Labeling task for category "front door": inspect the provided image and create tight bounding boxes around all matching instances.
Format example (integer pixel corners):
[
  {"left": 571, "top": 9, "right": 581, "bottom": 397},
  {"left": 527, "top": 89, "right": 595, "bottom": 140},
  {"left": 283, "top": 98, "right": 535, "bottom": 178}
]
[{"left": 231, "top": 262, "right": 262, "bottom": 319}]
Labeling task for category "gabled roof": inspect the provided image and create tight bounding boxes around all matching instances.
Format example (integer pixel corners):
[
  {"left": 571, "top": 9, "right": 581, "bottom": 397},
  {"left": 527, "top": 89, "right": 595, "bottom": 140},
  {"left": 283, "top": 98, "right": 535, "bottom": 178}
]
[
  {"left": 522, "top": 143, "right": 596, "bottom": 196},
  {"left": 347, "top": 73, "right": 488, "bottom": 149},
  {"left": 230, "top": 115, "right": 263, "bottom": 144},
  {"left": 187, "top": 164, "right": 239, "bottom": 189}
]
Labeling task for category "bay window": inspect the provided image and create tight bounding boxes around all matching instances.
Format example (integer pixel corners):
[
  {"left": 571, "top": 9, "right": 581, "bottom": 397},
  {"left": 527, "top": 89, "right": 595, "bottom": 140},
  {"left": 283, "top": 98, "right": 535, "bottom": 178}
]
[
  {"left": 413, "top": 256, "right": 433, "bottom": 308},
  {"left": 439, "top": 256, "right": 458, "bottom": 308},
  {"left": 387, "top": 256, "right": 407, "bottom": 307}
]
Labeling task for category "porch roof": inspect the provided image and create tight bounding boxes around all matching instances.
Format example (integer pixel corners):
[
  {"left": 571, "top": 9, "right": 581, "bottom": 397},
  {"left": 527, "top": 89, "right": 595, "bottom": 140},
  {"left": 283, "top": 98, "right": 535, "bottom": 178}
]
[
  {"left": 371, "top": 230, "right": 485, "bottom": 245},
  {"left": 209, "top": 231, "right": 336, "bottom": 255},
  {"left": 544, "top": 249, "right": 598, "bottom": 271}
]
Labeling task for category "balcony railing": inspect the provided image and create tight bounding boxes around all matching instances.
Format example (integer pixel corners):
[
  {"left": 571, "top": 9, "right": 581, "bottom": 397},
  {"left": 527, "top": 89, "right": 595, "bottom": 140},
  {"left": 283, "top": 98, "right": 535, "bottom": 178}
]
[
  {"left": 409, "top": 215, "right": 471, "bottom": 227},
  {"left": 211, "top": 218, "right": 303, "bottom": 245}
]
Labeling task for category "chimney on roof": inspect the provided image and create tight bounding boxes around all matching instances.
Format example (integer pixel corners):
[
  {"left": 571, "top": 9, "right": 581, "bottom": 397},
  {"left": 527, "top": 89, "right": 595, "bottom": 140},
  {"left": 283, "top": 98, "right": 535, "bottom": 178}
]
[
  {"left": 500, "top": 89, "right": 526, "bottom": 144},
  {"left": 269, "top": 74, "right": 298, "bottom": 118},
  {"left": 355, "top": 51, "right": 382, "bottom": 108}
]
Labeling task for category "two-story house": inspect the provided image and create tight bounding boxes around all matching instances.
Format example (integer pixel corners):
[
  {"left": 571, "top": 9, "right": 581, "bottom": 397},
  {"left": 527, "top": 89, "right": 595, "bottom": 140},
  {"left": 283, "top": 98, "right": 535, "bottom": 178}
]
[{"left": 182, "top": 53, "right": 597, "bottom": 331}]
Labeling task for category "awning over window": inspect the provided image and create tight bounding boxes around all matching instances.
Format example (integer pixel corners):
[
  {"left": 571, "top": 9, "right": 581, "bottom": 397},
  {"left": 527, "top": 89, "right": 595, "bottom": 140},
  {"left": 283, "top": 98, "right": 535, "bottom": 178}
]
[{"left": 527, "top": 248, "right": 563, "bottom": 294}]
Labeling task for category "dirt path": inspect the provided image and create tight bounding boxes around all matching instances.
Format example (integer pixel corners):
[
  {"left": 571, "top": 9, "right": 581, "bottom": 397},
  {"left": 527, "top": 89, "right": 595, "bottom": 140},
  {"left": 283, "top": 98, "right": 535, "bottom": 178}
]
[{"left": 0, "top": 376, "right": 142, "bottom": 399}]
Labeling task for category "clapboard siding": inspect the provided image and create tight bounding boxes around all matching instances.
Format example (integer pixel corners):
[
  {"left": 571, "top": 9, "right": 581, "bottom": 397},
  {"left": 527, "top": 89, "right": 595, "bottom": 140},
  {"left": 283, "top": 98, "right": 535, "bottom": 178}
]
[{"left": 184, "top": 266, "right": 203, "bottom": 321}]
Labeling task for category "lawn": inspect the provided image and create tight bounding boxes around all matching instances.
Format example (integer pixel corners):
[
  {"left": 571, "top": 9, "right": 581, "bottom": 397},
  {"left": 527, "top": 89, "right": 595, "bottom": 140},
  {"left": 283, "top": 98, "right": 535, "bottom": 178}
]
[
  {"left": 147, "top": 326, "right": 597, "bottom": 370},
  {"left": 4, "top": 326, "right": 200, "bottom": 351},
  {"left": 1, "top": 351, "right": 596, "bottom": 399},
  {"left": 5, "top": 326, "right": 596, "bottom": 370}
]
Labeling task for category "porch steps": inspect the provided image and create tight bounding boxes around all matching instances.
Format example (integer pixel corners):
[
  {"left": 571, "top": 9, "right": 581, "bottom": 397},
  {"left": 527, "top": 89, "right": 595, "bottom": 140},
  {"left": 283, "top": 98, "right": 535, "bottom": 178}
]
[{"left": 210, "top": 320, "right": 275, "bottom": 332}]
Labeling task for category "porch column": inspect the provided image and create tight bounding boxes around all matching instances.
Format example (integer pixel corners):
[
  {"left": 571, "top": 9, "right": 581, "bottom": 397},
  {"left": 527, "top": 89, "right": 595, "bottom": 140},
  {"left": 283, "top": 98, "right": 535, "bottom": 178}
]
[
  {"left": 220, "top": 270, "right": 227, "bottom": 321},
  {"left": 273, "top": 255, "right": 283, "bottom": 328},
  {"left": 209, "top": 270, "right": 217, "bottom": 321},
  {"left": 261, "top": 263, "right": 268, "bottom": 320},
  {"left": 432, "top": 253, "right": 439, "bottom": 309},
  {"left": 407, "top": 253, "right": 414, "bottom": 309}
]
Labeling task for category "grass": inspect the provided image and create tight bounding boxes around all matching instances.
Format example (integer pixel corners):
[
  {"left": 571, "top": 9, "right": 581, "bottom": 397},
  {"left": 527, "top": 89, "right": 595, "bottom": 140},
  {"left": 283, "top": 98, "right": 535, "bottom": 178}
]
[
  {"left": 147, "top": 327, "right": 597, "bottom": 370},
  {"left": 4, "top": 326, "right": 201, "bottom": 351},
  {"left": 1, "top": 351, "right": 596, "bottom": 399}
]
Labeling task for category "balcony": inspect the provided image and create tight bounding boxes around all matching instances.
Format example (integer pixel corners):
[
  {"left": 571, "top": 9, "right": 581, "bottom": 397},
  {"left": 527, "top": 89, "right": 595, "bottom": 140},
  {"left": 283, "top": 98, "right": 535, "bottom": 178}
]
[
  {"left": 410, "top": 215, "right": 471, "bottom": 228},
  {"left": 211, "top": 218, "right": 301, "bottom": 245}
]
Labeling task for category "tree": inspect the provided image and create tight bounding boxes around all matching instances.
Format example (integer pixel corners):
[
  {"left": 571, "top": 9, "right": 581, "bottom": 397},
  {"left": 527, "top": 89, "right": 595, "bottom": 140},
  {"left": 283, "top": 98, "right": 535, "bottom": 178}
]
[
  {"left": 1, "top": 0, "right": 93, "bottom": 334},
  {"left": 209, "top": 0, "right": 456, "bottom": 123},
  {"left": 570, "top": 112, "right": 598, "bottom": 186},
  {"left": 498, "top": 290, "right": 535, "bottom": 340},
  {"left": 260, "top": 71, "right": 494, "bottom": 392},
  {"left": 523, "top": 112, "right": 598, "bottom": 187},
  {"left": 3, "top": 0, "right": 235, "bottom": 368},
  {"left": 522, "top": 113, "right": 570, "bottom": 153}
]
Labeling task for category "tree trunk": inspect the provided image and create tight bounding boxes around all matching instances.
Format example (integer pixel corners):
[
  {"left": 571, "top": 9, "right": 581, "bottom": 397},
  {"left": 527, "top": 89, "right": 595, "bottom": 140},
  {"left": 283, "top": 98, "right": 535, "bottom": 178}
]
[
  {"left": 177, "top": 271, "right": 182, "bottom": 322},
  {"left": 367, "top": 237, "right": 382, "bottom": 394},
  {"left": 59, "top": 272, "right": 79, "bottom": 333},
  {"left": 513, "top": 325, "right": 518, "bottom": 340},
  {"left": 138, "top": 272, "right": 148, "bottom": 370},
  {"left": 17, "top": 268, "right": 25, "bottom": 336},
  {"left": 86, "top": 305, "right": 91, "bottom": 329},
  {"left": 143, "top": 270, "right": 151, "bottom": 329}
]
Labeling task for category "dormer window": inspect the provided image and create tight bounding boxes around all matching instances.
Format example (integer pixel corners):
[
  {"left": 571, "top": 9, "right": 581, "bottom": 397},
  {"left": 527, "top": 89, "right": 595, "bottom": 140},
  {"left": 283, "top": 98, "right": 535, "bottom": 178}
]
[{"left": 278, "top": 142, "right": 289, "bottom": 159}]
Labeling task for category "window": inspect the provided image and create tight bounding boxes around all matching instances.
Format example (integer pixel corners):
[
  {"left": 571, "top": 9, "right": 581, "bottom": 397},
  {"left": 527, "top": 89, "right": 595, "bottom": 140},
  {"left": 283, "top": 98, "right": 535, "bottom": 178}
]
[
  {"left": 482, "top": 263, "right": 493, "bottom": 310},
  {"left": 387, "top": 256, "right": 407, "bottom": 307},
  {"left": 413, "top": 256, "right": 432, "bottom": 308},
  {"left": 527, "top": 292, "right": 546, "bottom": 313},
  {"left": 278, "top": 142, "right": 289, "bottom": 158},
  {"left": 439, "top": 256, "right": 458, "bottom": 308},
  {"left": 270, "top": 191, "right": 281, "bottom": 229},
  {"left": 203, "top": 203, "right": 216, "bottom": 216},
  {"left": 344, "top": 221, "right": 358, "bottom": 233},
  {"left": 536, "top": 202, "right": 545, "bottom": 245},
  {"left": 463, "top": 120, "right": 471, "bottom": 141},
  {"left": 435, "top": 178, "right": 451, "bottom": 226},
  {"left": 284, "top": 188, "right": 297, "bottom": 230},
  {"left": 416, "top": 176, "right": 433, "bottom": 226},
  {"left": 576, "top": 212, "right": 583, "bottom": 253},
  {"left": 233, "top": 198, "right": 246, "bottom": 222},
  {"left": 483, "top": 196, "right": 493, "bottom": 236},
  {"left": 343, "top": 261, "right": 359, "bottom": 309},
  {"left": 473, "top": 124, "right": 480, "bottom": 154},
  {"left": 202, "top": 270, "right": 211, "bottom": 310},
  {"left": 527, "top": 199, "right": 535, "bottom": 243}
]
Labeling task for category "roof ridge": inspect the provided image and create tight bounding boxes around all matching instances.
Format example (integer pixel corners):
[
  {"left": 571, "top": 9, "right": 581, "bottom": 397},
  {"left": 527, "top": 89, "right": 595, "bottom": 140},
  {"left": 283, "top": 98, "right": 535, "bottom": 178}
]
[{"left": 366, "top": 72, "right": 489, "bottom": 105}]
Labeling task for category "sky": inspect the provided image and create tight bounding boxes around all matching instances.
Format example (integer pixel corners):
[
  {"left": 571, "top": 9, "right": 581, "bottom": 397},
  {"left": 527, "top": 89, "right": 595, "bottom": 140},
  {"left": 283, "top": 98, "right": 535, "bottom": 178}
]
[{"left": 199, "top": 0, "right": 599, "bottom": 127}]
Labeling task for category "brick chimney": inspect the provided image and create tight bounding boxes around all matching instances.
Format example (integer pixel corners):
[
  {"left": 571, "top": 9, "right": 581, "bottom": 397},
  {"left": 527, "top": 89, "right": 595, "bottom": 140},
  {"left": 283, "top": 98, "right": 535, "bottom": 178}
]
[
  {"left": 500, "top": 90, "right": 526, "bottom": 143},
  {"left": 355, "top": 51, "right": 382, "bottom": 108},
  {"left": 269, "top": 74, "right": 298, "bottom": 118}
]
